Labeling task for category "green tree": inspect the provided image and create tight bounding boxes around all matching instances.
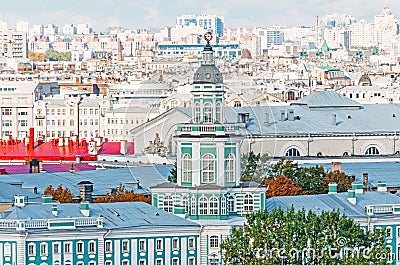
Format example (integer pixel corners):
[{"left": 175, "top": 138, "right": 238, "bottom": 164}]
[
  {"left": 221, "top": 207, "right": 388, "bottom": 264},
  {"left": 45, "top": 49, "right": 71, "bottom": 61},
  {"left": 168, "top": 163, "right": 177, "bottom": 183},
  {"left": 241, "top": 151, "right": 269, "bottom": 182}
]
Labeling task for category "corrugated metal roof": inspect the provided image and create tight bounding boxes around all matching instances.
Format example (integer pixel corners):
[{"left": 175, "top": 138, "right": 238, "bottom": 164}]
[
  {"left": 291, "top": 90, "right": 360, "bottom": 108},
  {"left": 266, "top": 191, "right": 400, "bottom": 218},
  {"left": 3, "top": 202, "right": 199, "bottom": 229}
]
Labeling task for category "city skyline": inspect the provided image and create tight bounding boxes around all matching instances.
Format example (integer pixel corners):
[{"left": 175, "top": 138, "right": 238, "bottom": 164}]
[{"left": 1, "top": 0, "right": 399, "bottom": 31}]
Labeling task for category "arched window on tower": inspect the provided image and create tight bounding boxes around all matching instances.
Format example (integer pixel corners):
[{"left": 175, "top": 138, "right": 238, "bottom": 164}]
[
  {"left": 194, "top": 102, "right": 201, "bottom": 123},
  {"left": 215, "top": 102, "right": 222, "bottom": 123},
  {"left": 191, "top": 196, "right": 196, "bottom": 215},
  {"left": 182, "top": 153, "right": 192, "bottom": 183},
  {"left": 202, "top": 153, "right": 215, "bottom": 183},
  {"left": 221, "top": 196, "right": 226, "bottom": 215},
  {"left": 163, "top": 195, "right": 173, "bottom": 213},
  {"left": 225, "top": 153, "right": 235, "bottom": 183},
  {"left": 203, "top": 102, "right": 213, "bottom": 123},
  {"left": 182, "top": 196, "right": 189, "bottom": 213}
]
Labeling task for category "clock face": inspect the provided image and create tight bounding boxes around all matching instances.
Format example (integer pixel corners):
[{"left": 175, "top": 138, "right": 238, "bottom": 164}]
[
  {"left": 204, "top": 32, "right": 213, "bottom": 43},
  {"left": 205, "top": 73, "right": 211, "bottom": 79}
]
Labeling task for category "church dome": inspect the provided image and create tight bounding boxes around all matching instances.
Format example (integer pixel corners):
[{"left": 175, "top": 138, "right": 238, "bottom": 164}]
[
  {"left": 193, "top": 65, "right": 223, "bottom": 84},
  {"left": 193, "top": 32, "right": 223, "bottom": 85}
]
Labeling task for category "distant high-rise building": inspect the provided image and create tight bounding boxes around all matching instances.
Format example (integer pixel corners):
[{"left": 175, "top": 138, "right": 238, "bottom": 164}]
[
  {"left": 76, "top": 24, "right": 92, "bottom": 35},
  {"left": 62, "top": 24, "right": 77, "bottom": 35},
  {"left": 29, "top": 24, "right": 44, "bottom": 37},
  {"left": 349, "top": 19, "right": 375, "bottom": 48},
  {"left": 0, "top": 21, "right": 8, "bottom": 32},
  {"left": 266, "top": 26, "right": 284, "bottom": 48},
  {"left": 176, "top": 14, "right": 224, "bottom": 36},
  {"left": 16, "top": 21, "right": 29, "bottom": 33},
  {"left": 373, "top": 5, "right": 398, "bottom": 50}
]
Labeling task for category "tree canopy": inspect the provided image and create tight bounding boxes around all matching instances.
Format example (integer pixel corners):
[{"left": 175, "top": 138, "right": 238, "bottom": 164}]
[
  {"left": 221, "top": 208, "right": 388, "bottom": 264},
  {"left": 45, "top": 49, "right": 71, "bottom": 61},
  {"left": 93, "top": 184, "right": 151, "bottom": 204},
  {"left": 43, "top": 184, "right": 74, "bottom": 203}
]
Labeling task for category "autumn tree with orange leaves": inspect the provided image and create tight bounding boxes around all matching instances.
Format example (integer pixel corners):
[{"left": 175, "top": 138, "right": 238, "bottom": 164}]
[
  {"left": 93, "top": 184, "right": 151, "bottom": 204},
  {"left": 43, "top": 184, "right": 74, "bottom": 203},
  {"left": 264, "top": 175, "right": 303, "bottom": 197}
]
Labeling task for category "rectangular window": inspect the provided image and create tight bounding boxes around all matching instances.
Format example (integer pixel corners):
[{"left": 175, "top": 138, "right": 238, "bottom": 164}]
[
  {"left": 18, "top": 120, "right": 28, "bottom": 127},
  {"left": 139, "top": 260, "right": 146, "bottom": 265},
  {"left": 105, "top": 240, "right": 112, "bottom": 252},
  {"left": 28, "top": 244, "right": 35, "bottom": 256},
  {"left": 122, "top": 261, "right": 129, "bottom": 265},
  {"left": 139, "top": 240, "right": 146, "bottom": 252},
  {"left": 172, "top": 238, "right": 179, "bottom": 250},
  {"left": 188, "top": 238, "right": 195, "bottom": 249},
  {"left": 122, "top": 240, "right": 129, "bottom": 252},
  {"left": 40, "top": 243, "right": 48, "bottom": 256},
  {"left": 77, "top": 242, "right": 83, "bottom": 253},
  {"left": 156, "top": 260, "right": 163, "bottom": 265},
  {"left": 188, "top": 257, "right": 195, "bottom": 265},
  {"left": 53, "top": 242, "right": 60, "bottom": 254},
  {"left": 386, "top": 227, "right": 392, "bottom": 238},
  {"left": 89, "top": 241, "right": 96, "bottom": 253},
  {"left": 172, "top": 258, "right": 179, "bottom": 265},
  {"left": 64, "top": 242, "right": 71, "bottom": 253},
  {"left": 2, "top": 108, "right": 12, "bottom": 115},
  {"left": 156, "top": 239, "right": 163, "bottom": 251},
  {"left": 2, "top": 120, "right": 12, "bottom": 126}
]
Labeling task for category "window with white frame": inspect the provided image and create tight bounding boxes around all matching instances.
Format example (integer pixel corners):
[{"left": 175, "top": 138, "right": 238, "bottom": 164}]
[
  {"left": 210, "top": 235, "right": 219, "bottom": 248},
  {"left": 182, "top": 196, "right": 189, "bottom": 213},
  {"left": 228, "top": 195, "right": 235, "bottom": 212},
  {"left": 139, "top": 239, "right": 146, "bottom": 252},
  {"left": 386, "top": 227, "right": 393, "bottom": 238},
  {"left": 221, "top": 196, "right": 226, "bottom": 215},
  {"left": 225, "top": 153, "right": 235, "bottom": 182},
  {"left": 215, "top": 102, "right": 222, "bottom": 122},
  {"left": 64, "top": 242, "right": 71, "bottom": 253},
  {"left": 40, "top": 242, "right": 48, "bottom": 256},
  {"left": 203, "top": 102, "right": 213, "bottom": 123},
  {"left": 163, "top": 195, "right": 173, "bottom": 213},
  {"left": 172, "top": 238, "right": 179, "bottom": 250},
  {"left": 156, "top": 259, "right": 163, "bottom": 265},
  {"left": 105, "top": 240, "right": 112, "bottom": 252},
  {"left": 172, "top": 258, "right": 179, "bottom": 265},
  {"left": 209, "top": 196, "right": 218, "bottom": 215},
  {"left": 188, "top": 238, "right": 195, "bottom": 249},
  {"left": 194, "top": 102, "right": 201, "bottom": 123},
  {"left": 156, "top": 239, "right": 163, "bottom": 251},
  {"left": 89, "top": 241, "right": 96, "bottom": 254},
  {"left": 122, "top": 260, "right": 129, "bottom": 265},
  {"left": 28, "top": 243, "right": 35, "bottom": 256},
  {"left": 202, "top": 153, "right": 215, "bottom": 183},
  {"left": 53, "top": 242, "right": 60, "bottom": 254},
  {"left": 122, "top": 240, "right": 129, "bottom": 252},
  {"left": 77, "top": 241, "right": 84, "bottom": 254},
  {"left": 285, "top": 147, "right": 300, "bottom": 157},
  {"left": 188, "top": 257, "right": 195, "bottom": 265},
  {"left": 89, "top": 261, "right": 96, "bottom": 265},
  {"left": 191, "top": 196, "right": 196, "bottom": 215},
  {"left": 199, "top": 196, "right": 208, "bottom": 215},
  {"left": 244, "top": 194, "right": 254, "bottom": 212},
  {"left": 105, "top": 261, "right": 112, "bottom": 265},
  {"left": 139, "top": 260, "right": 146, "bottom": 265},
  {"left": 182, "top": 153, "right": 192, "bottom": 183}
]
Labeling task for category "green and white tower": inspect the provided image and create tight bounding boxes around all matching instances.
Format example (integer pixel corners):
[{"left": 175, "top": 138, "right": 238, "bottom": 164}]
[{"left": 151, "top": 33, "right": 266, "bottom": 265}]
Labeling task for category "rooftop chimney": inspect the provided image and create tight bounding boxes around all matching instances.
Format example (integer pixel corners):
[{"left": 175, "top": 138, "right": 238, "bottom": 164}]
[
  {"left": 80, "top": 202, "right": 90, "bottom": 217},
  {"left": 264, "top": 113, "right": 270, "bottom": 126},
  {"left": 78, "top": 181, "right": 94, "bottom": 202},
  {"left": 288, "top": 109, "right": 294, "bottom": 121},
  {"left": 352, "top": 183, "right": 363, "bottom": 194},
  {"left": 14, "top": 195, "right": 25, "bottom": 207},
  {"left": 52, "top": 205, "right": 58, "bottom": 217},
  {"left": 347, "top": 189, "right": 356, "bottom": 205},
  {"left": 328, "top": 183, "right": 337, "bottom": 194},
  {"left": 280, "top": 110, "right": 286, "bottom": 121},
  {"left": 332, "top": 114, "right": 337, "bottom": 126},
  {"left": 363, "top": 173, "right": 369, "bottom": 189},
  {"left": 377, "top": 182, "right": 387, "bottom": 192}
]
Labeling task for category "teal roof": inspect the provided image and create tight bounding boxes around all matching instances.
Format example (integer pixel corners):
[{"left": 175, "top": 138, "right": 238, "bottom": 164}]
[{"left": 317, "top": 66, "right": 340, "bottom": 71}]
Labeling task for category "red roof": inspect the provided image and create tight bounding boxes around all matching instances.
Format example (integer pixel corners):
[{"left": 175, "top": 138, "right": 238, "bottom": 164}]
[
  {"left": 0, "top": 163, "right": 96, "bottom": 174},
  {"left": 0, "top": 141, "right": 134, "bottom": 161}
]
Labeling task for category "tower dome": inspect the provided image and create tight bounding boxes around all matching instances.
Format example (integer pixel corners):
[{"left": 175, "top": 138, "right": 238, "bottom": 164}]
[{"left": 193, "top": 32, "right": 223, "bottom": 84}]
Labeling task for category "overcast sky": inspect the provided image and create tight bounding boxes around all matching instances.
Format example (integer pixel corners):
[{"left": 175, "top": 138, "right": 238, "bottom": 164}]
[{"left": 0, "top": 0, "right": 398, "bottom": 31}]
